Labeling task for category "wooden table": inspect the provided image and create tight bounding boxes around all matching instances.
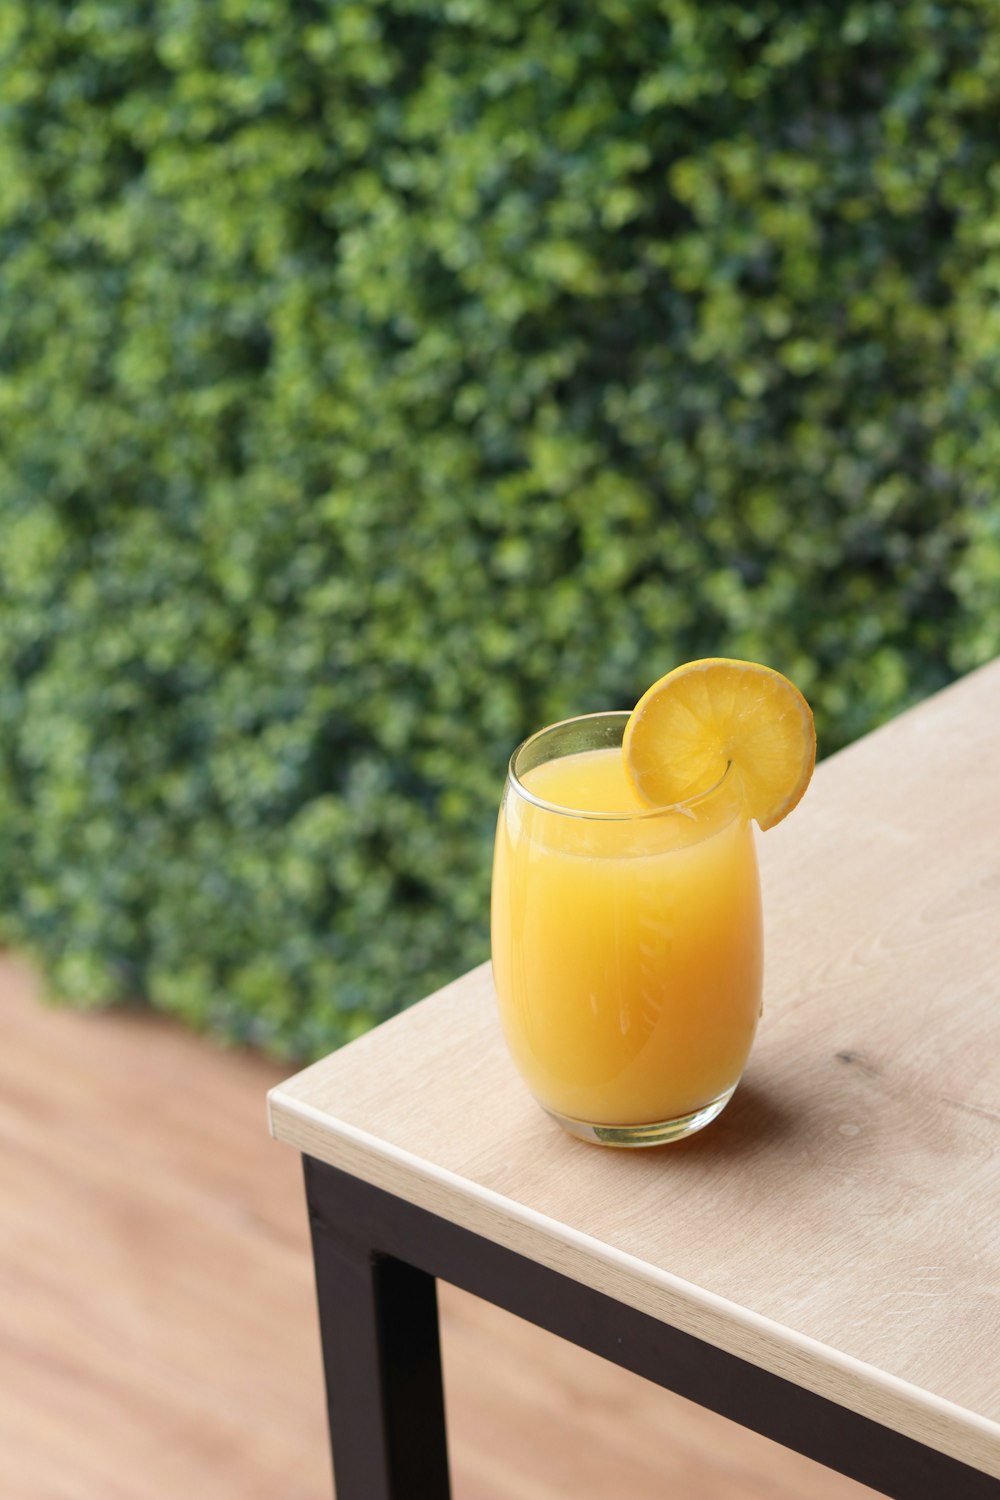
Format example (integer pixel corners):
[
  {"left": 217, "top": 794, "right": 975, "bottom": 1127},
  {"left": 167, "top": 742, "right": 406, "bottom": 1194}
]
[{"left": 269, "top": 660, "right": 1000, "bottom": 1499}]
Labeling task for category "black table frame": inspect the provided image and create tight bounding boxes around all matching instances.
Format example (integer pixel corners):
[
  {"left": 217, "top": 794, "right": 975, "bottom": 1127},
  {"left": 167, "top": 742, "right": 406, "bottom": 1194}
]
[{"left": 303, "top": 1156, "right": 995, "bottom": 1500}]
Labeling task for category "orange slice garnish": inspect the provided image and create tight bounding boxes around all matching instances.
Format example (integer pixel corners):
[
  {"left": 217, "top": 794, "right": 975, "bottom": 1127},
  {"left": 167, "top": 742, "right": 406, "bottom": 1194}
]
[{"left": 623, "top": 658, "right": 816, "bottom": 830}]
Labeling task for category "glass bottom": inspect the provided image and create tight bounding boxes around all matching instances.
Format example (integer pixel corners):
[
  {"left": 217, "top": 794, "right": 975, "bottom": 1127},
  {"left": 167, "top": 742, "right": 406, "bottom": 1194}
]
[{"left": 543, "top": 1085, "right": 737, "bottom": 1147}]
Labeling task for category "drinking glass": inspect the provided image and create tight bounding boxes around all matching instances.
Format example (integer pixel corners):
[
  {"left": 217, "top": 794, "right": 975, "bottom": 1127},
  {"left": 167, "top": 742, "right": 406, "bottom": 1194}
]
[{"left": 490, "top": 712, "right": 763, "bottom": 1146}]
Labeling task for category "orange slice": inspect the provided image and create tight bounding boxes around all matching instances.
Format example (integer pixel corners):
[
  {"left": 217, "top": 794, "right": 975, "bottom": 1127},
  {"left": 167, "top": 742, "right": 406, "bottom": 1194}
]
[{"left": 623, "top": 658, "right": 816, "bottom": 830}]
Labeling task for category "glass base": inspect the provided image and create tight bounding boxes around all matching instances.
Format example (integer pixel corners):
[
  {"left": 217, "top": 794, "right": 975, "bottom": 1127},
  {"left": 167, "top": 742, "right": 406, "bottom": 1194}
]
[{"left": 544, "top": 1086, "right": 736, "bottom": 1147}]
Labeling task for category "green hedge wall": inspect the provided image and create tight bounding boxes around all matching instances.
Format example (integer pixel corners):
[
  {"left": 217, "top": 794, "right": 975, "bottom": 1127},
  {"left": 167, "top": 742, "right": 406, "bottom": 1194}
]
[{"left": 2, "top": 1, "right": 1000, "bottom": 1056}]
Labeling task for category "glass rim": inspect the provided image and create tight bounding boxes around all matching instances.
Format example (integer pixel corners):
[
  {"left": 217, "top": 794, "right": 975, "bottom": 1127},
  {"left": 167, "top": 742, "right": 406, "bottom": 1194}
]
[{"left": 507, "top": 710, "right": 733, "bottom": 823}]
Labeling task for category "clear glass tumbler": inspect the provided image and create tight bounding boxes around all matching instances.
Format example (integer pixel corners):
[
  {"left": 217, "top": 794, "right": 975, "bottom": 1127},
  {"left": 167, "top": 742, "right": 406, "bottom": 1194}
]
[{"left": 490, "top": 712, "right": 763, "bottom": 1146}]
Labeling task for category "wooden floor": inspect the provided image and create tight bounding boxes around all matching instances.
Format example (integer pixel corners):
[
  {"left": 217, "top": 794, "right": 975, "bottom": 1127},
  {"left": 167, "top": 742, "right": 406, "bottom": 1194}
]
[{"left": 0, "top": 952, "right": 876, "bottom": 1500}]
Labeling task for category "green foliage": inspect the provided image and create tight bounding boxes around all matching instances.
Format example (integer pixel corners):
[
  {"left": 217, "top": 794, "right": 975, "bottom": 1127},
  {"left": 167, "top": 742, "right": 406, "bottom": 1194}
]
[{"left": 2, "top": 0, "right": 999, "bottom": 1056}]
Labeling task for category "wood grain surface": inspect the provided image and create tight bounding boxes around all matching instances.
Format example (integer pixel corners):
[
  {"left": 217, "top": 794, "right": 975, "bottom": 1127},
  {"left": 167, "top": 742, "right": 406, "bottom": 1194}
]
[
  {"left": 0, "top": 952, "right": 874, "bottom": 1498},
  {"left": 270, "top": 657, "right": 1000, "bottom": 1480}
]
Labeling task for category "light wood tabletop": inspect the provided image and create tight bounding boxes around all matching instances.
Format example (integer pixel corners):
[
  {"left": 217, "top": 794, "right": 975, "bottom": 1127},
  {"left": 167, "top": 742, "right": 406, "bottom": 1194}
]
[{"left": 269, "top": 658, "right": 1000, "bottom": 1482}]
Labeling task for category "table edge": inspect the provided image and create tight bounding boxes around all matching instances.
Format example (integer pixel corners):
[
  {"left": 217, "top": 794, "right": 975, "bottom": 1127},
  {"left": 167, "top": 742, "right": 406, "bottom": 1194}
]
[{"left": 268, "top": 1085, "right": 1000, "bottom": 1480}]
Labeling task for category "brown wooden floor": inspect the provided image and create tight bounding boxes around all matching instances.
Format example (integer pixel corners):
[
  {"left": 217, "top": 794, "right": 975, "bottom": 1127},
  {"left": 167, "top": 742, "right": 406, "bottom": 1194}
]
[{"left": 0, "top": 952, "right": 876, "bottom": 1499}]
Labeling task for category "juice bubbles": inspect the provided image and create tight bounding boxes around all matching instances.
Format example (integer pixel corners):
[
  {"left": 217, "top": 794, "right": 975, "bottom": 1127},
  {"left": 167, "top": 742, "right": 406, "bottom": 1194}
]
[{"left": 490, "top": 713, "right": 763, "bottom": 1145}]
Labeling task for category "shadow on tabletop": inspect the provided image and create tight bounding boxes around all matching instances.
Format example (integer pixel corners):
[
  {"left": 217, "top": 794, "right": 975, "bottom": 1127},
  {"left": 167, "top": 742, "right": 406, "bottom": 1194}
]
[{"left": 584, "top": 1077, "right": 800, "bottom": 1172}]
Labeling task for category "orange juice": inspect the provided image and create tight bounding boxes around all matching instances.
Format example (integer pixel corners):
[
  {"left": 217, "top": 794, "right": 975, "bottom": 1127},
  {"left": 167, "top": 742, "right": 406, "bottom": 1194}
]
[{"left": 491, "top": 715, "right": 763, "bottom": 1143}]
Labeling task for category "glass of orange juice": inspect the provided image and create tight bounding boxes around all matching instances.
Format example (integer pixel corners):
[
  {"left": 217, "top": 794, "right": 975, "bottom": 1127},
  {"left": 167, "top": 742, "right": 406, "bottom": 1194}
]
[{"left": 491, "top": 712, "right": 763, "bottom": 1146}]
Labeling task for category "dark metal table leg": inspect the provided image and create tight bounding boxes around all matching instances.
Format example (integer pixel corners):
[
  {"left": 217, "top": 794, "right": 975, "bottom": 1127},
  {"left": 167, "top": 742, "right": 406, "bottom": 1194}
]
[
  {"left": 305, "top": 1159, "right": 451, "bottom": 1500},
  {"left": 300, "top": 1157, "right": 999, "bottom": 1500}
]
